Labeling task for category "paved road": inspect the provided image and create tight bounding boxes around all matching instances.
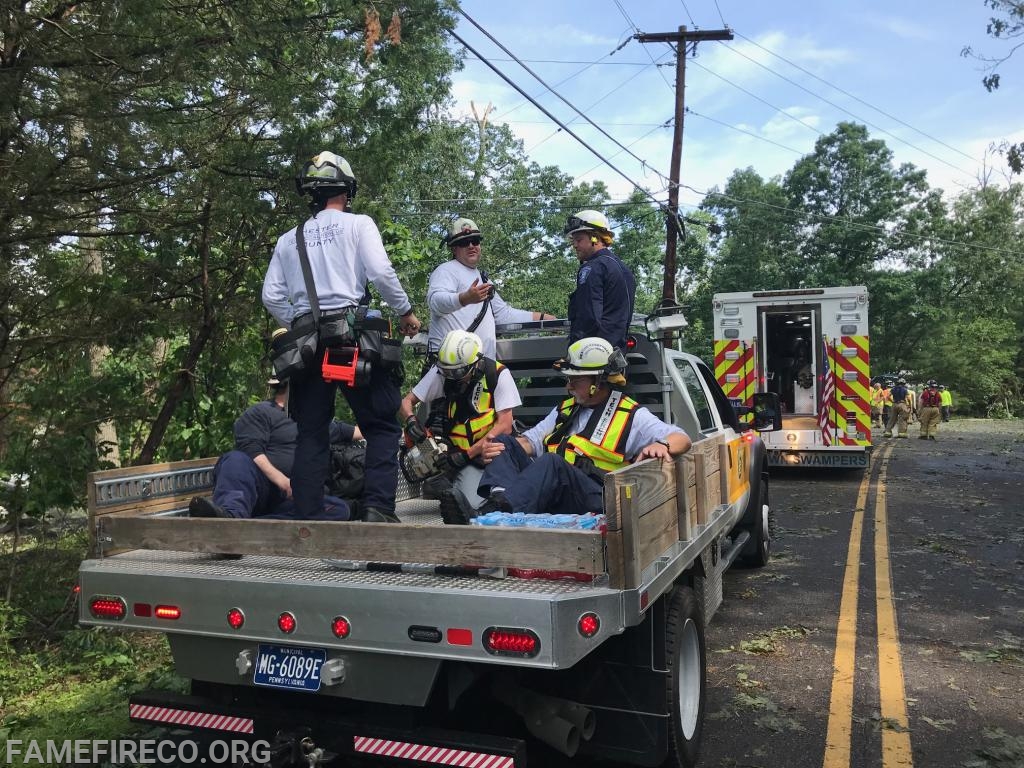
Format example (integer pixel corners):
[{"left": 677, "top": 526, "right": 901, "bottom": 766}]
[{"left": 700, "top": 418, "right": 1024, "bottom": 768}]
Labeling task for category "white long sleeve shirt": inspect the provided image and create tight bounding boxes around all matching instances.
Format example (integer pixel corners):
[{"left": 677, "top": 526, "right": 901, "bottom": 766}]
[
  {"left": 426, "top": 260, "right": 533, "bottom": 358},
  {"left": 263, "top": 208, "right": 412, "bottom": 327}
]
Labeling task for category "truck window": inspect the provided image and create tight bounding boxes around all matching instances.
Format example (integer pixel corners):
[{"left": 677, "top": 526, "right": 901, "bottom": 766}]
[
  {"left": 672, "top": 358, "right": 716, "bottom": 432},
  {"left": 696, "top": 360, "right": 742, "bottom": 431}
]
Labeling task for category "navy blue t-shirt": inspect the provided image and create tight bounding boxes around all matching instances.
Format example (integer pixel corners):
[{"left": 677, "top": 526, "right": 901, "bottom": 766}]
[
  {"left": 233, "top": 400, "right": 354, "bottom": 476},
  {"left": 567, "top": 248, "right": 636, "bottom": 349}
]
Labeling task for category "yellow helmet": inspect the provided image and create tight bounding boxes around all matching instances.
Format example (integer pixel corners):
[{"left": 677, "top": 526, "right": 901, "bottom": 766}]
[{"left": 436, "top": 330, "right": 483, "bottom": 380}]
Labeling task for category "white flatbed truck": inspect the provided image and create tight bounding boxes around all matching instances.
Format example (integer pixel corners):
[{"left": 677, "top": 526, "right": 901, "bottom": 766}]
[{"left": 79, "top": 318, "right": 778, "bottom": 767}]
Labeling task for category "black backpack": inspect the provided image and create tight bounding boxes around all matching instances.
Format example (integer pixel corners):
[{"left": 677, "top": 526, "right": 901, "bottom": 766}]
[{"left": 327, "top": 441, "right": 366, "bottom": 499}]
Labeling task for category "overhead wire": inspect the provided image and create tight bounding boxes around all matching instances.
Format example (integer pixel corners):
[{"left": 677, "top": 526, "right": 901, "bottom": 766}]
[
  {"left": 718, "top": 41, "right": 978, "bottom": 180},
  {"left": 458, "top": 8, "right": 667, "bottom": 185},
  {"left": 445, "top": 25, "right": 665, "bottom": 210},
  {"left": 733, "top": 31, "right": 979, "bottom": 165}
]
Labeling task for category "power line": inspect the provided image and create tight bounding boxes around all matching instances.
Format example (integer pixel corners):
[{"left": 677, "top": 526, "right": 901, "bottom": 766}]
[
  {"left": 712, "top": 0, "right": 727, "bottom": 27},
  {"left": 718, "top": 41, "right": 978, "bottom": 180},
  {"left": 685, "top": 107, "right": 805, "bottom": 155},
  {"left": 458, "top": 8, "right": 665, "bottom": 185},
  {"left": 733, "top": 31, "right": 979, "bottom": 165},
  {"left": 676, "top": 0, "right": 696, "bottom": 27},
  {"left": 445, "top": 26, "right": 664, "bottom": 209}
]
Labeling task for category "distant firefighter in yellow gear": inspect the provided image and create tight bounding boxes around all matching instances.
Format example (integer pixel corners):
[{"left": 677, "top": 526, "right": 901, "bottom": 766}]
[{"left": 918, "top": 380, "right": 942, "bottom": 440}]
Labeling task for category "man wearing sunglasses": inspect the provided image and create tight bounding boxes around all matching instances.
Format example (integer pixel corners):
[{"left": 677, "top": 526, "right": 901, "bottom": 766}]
[
  {"left": 426, "top": 217, "right": 553, "bottom": 359},
  {"left": 564, "top": 209, "right": 636, "bottom": 350},
  {"left": 399, "top": 330, "right": 521, "bottom": 524},
  {"left": 474, "top": 337, "right": 690, "bottom": 517}
]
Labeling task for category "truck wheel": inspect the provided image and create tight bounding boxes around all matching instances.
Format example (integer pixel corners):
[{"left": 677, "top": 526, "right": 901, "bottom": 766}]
[
  {"left": 740, "top": 475, "right": 771, "bottom": 568},
  {"left": 663, "top": 586, "right": 706, "bottom": 768}
]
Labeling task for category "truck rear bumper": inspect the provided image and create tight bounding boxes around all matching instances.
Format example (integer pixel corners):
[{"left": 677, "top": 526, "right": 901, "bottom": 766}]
[
  {"left": 128, "top": 689, "right": 527, "bottom": 767},
  {"left": 767, "top": 448, "right": 869, "bottom": 468}
]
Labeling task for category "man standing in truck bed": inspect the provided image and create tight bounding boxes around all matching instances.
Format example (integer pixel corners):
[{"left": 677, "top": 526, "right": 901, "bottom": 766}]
[{"left": 565, "top": 210, "right": 636, "bottom": 350}]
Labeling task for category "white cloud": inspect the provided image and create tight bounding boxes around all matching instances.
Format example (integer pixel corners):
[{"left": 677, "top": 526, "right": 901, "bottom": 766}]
[{"left": 857, "top": 13, "right": 937, "bottom": 41}]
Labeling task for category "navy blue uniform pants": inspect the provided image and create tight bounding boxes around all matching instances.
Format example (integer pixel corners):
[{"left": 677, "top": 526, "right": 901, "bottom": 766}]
[
  {"left": 212, "top": 451, "right": 350, "bottom": 520},
  {"left": 289, "top": 362, "right": 401, "bottom": 517},
  {"left": 477, "top": 435, "right": 604, "bottom": 515}
]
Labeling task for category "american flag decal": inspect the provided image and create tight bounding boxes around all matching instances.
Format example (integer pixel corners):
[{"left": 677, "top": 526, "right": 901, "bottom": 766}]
[{"left": 819, "top": 338, "right": 836, "bottom": 445}]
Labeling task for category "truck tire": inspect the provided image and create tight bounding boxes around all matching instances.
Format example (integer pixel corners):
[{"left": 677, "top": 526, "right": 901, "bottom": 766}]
[
  {"left": 663, "top": 586, "right": 706, "bottom": 768},
  {"left": 740, "top": 474, "right": 771, "bottom": 568}
]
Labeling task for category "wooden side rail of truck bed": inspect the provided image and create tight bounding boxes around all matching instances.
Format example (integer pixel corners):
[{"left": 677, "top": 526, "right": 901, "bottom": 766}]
[{"left": 86, "top": 434, "right": 731, "bottom": 590}]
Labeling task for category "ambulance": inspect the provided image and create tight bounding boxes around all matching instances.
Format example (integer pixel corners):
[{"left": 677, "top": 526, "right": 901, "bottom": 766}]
[{"left": 713, "top": 286, "right": 871, "bottom": 468}]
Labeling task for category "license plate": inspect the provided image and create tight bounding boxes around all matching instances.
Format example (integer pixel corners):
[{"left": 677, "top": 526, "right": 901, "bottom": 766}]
[{"left": 253, "top": 644, "right": 326, "bottom": 692}]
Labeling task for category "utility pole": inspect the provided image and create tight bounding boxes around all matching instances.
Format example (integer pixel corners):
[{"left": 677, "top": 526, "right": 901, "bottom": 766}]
[{"left": 636, "top": 26, "right": 733, "bottom": 311}]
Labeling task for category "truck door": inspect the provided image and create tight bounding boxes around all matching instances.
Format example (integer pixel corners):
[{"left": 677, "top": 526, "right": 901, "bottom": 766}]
[{"left": 759, "top": 306, "right": 818, "bottom": 417}]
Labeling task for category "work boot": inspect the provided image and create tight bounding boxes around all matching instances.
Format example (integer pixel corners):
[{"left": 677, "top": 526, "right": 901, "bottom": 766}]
[
  {"left": 929, "top": 435, "right": 936, "bottom": 440},
  {"left": 439, "top": 488, "right": 476, "bottom": 526},
  {"left": 188, "top": 496, "right": 232, "bottom": 519},
  {"left": 476, "top": 490, "right": 514, "bottom": 516},
  {"left": 883, "top": 431, "right": 892, "bottom": 438},
  {"left": 918, "top": 435, "right": 927, "bottom": 440},
  {"left": 363, "top": 506, "right": 401, "bottom": 524}
]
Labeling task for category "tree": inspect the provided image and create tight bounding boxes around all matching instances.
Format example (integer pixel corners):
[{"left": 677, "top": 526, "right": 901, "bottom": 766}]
[{"left": 961, "top": 0, "right": 1024, "bottom": 172}]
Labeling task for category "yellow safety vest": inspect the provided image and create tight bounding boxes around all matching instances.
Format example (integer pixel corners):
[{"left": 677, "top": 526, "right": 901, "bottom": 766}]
[
  {"left": 870, "top": 387, "right": 884, "bottom": 407},
  {"left": 881, "top": 387, "right": 893, "bottom": 406},
  {"left": 446, "top": 361, "right": 504, "bottom": 451},
  {"left": 544, "top": 391, "right": 640, "bottom": 474}
]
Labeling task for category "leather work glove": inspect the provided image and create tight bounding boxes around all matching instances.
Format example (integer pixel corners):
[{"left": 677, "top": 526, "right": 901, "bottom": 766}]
[
  {"left": 404, "top": 415, "right": 427, "bottom": 445},
  {"left": 443, "top": 450, "right": 470, "bottom": 473}
]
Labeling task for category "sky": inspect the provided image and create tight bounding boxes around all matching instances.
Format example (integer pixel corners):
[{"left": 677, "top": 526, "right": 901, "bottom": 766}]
[{"left": 447, "top": 0, "right": 1023, "bottom": 212}]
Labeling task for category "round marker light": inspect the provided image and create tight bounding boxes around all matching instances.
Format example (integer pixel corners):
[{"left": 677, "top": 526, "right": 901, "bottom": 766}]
[
  {"left": 227, "top": 608, "right": 245, "bottom": 630},
  {"left": 578, "top": 612, "right": 600, "bottom": 638},
  {"left": 278, "top": 611, "right": 296, "bottom": 634},
  {"left": 331, "top": 616, "right": 351, "bottom": 639}
]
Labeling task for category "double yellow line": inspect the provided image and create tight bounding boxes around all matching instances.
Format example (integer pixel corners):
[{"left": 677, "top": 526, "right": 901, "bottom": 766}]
[{"left": 823, "top": 444, "right": 914, "bottom": 768}]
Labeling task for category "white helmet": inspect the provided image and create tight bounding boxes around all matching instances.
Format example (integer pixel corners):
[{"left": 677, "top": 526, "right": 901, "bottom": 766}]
[
  {"left": 447, "top": 217, "right": 483, "bottom": 247},
  {"left": 295, "top": 150, "right": 357, "bottom": 199},
  {"left": 436, "top": 330, "right": 483, "bottom": 380},
  {"left": 564, "top": 209, "right": 612, "bottom": 238},
  {"left": 557, "top": 337, "right": 616, "bottom": 376}
]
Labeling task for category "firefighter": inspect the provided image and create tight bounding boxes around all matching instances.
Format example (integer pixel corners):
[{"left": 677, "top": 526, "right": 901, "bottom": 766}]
[
  {"left": 906, "top": 382, "right": 918, "bottom": 424},
  {"left": 188, "top": 378, "right": 358, "bottom": 521},
  {"left": 399, "top": 330, "right": 521, "bottom": 524},
  {"left": 564, "top": 210, "right": 636, "bottom": 350},
  {"left": 939, "top": 385, "right": 953, "bottom": 422},
  {"left": 262, "top": 151, "right": 421, "bottom": 524},
  {"left": 870, "top": 381, "right": 885, "bottom": 428},
  {"left": 426, "top": 217, "right": 552, "bottom": 359},
  {"left": 918, "top": 380, "right": 942, "bottom": 439},
  {"left": 885, "top": 377, "right": 911, "bottom": 438},
  {"left": 473, "top": 338, "right": 691, "bottom": 516},
  {"left": 880, "top": 380, "right": 894, "bottom": 430}
]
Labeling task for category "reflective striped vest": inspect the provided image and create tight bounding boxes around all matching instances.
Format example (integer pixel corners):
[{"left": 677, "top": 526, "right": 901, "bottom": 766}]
[
  {"left": 446, "top": 361, "right": 503, "bottom": 451},
  {"left": 544, "top": 390, "right": 640, "bottom": 473}
]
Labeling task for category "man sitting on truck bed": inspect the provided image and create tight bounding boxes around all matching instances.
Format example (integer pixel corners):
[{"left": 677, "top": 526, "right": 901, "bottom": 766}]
[
  {"left": 188, "top": 377, "right": 360, "bottom": 521},
  {"left": 399, "top": 329, "right": 520, "bottom": 525},
  {"left": 474, "top": 337, "right": 691, "bottom": 516}
]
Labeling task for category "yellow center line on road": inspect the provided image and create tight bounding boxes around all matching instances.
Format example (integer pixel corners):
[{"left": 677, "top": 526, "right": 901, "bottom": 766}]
[
  {"left": 822, "top": 445, "right": 885, "bottom": 768},
  {"left": 875, "top": 449, "right": 914, "bottom": 766}
]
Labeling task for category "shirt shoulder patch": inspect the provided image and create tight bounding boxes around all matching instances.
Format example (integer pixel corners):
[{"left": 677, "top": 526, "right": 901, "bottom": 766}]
[{"left": 578, "top": 265, "right": 592, "bottom": 284}]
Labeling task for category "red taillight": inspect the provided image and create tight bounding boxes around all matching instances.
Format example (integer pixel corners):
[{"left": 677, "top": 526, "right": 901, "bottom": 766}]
[
  {"left": 278, "top": 611, "right": 296, "bottom": 634},
  {"left": 154, "top": 605, "right": 181, "bottom": 620},
  {"left": 72, "top": 584, "right": 81, "bottom": 595},
  {"left": 625, "top": 336, "right": 637, "bottom": 350},
  {"left": 483, "top": 627, "right": 540, "bottom": 657},
  {"left": 743, "top": 431, "right": 756, "bottom": 442},
  {"left": 578, "top": 613, "right": 600, "bottom": 638},
  {"left": 446, "top": 628, "right": 472, "bottom": 646},
  {"left": 89, "top": 597, "right": 126, "bottom": 620},
  {"left": 227, "top": 608, "right": 245, "bottom": 630},
  {"left": 331, "top": 616, "right": 351, "bottom": 639}
]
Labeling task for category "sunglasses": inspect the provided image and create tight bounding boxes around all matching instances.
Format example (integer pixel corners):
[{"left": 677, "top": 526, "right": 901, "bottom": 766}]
[{"left": 455, "top": 237, "right": 482, "bottom": 247}]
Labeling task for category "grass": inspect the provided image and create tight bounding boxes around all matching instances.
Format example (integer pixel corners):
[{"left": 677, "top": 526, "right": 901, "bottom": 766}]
[{"left": 0, "top": 529, "right": 186, "bottom": 763}]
